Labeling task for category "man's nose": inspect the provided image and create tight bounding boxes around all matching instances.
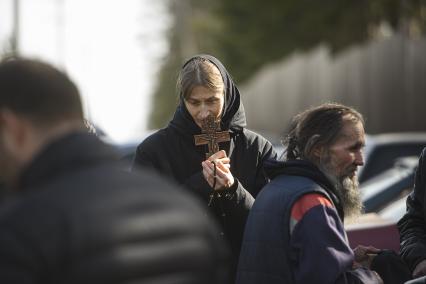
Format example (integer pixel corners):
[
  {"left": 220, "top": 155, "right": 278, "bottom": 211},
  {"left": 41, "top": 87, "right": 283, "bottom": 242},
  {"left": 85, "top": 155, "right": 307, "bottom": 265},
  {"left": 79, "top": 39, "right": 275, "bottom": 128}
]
[{"left": 355, "top": 151, "right": 364, "bottom": 166}]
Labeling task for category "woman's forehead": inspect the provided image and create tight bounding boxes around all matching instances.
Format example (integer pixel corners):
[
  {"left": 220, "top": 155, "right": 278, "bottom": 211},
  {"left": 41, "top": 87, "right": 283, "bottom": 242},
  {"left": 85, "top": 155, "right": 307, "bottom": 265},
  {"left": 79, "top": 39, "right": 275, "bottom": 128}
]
[{"left": 187, "top": 85, "right": 224, "bottom": 99}]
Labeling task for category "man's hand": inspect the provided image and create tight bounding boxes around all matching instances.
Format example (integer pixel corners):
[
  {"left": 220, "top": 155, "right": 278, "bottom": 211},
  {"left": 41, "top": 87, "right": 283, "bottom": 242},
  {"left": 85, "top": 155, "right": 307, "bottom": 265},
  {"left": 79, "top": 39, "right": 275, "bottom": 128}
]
[
  {"left": 202, "top": 150, "right": 234, "bottom": 190},
  {"left": 353, "top": 245, "right": 381, "bottom": 269},
  {"left": 413, "top": 259, "right": 426, "bottom": 278}
]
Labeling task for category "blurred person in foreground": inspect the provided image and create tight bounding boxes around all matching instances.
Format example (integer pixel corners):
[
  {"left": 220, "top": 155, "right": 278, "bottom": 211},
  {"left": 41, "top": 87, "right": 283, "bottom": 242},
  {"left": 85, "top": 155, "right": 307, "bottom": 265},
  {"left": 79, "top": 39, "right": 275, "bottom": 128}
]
[
  {"left": 399, "top": 148, "right": 426, "bottom": 282},
  {"left": 236, "top": 103, "right": 410, "bottom": 284},
  {"left": 132, "top": 54, "right": 276, "bottom": 281},
  {"left": 0, "top": 57, "right": 228, "bottom": 284}
]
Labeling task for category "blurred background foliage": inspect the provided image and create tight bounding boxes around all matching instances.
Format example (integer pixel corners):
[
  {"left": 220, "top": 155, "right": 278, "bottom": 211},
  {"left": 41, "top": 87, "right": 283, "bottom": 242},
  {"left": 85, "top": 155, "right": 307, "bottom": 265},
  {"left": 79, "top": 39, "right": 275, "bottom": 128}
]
[{"left": 149, "top": 0, "right": 426, "bottom": 129}]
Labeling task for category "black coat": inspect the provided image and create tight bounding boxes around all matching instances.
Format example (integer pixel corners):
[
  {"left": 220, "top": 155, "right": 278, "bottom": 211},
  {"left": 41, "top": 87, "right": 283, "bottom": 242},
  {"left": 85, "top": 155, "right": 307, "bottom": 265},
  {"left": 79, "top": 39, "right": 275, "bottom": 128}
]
[
  {"left": 0, "top": 132, "right": 228, "bottom": 284},
  {"left": 398, "top": 147, "right": 426, "bottom": 272},
  {"left": 132, "top": 55, "right": 277, "bottom": 272}
]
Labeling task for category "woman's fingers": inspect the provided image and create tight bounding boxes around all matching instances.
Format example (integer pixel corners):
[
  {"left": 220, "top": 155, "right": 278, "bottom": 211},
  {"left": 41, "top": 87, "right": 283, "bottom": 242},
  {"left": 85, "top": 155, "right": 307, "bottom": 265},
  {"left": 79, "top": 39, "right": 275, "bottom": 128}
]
[
  {"left": 217, "top": 157, "right": 230, "bottom": 164},
  {"left": 202, "top": 161, "right": 215, "bottom": 186},
  {"left": 202, "top": 160, "right": 234, "bottom": 190},
  {"left": 216, "top": 160, "right": 230, "bottom": 173},
  {"left": 208, "top": 150, "right": 227, "bottom": 161},
  {"left": 214, "top": 162, "right": 234, "bottom": 188}
]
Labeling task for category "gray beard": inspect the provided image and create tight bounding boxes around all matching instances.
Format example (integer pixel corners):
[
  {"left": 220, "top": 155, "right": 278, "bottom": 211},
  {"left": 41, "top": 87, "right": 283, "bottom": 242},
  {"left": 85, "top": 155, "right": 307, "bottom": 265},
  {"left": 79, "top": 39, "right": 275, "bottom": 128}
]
[{"left": 318, "top": 164, "right": 363, "bottom": 219}]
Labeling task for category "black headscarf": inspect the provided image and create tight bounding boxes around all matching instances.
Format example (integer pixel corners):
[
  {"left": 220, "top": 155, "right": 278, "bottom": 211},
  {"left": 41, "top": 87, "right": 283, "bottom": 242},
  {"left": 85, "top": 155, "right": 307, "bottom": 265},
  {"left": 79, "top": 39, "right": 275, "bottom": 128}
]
[{"left": 169, "top": 54, "right": 246, "bottom": 138}]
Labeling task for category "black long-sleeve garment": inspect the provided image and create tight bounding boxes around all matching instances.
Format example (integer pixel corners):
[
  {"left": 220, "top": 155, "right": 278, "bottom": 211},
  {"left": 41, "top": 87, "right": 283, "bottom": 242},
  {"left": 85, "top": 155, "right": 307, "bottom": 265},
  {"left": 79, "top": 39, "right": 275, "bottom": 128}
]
[
  {"left": 0, "top": 132, "right": 229, "bottom": 284},
  {"left": 398, "top": 147, "right": 426, "bottom": 272},
  {"left": 132, "top": 54, "right": 277, "bottom": 277}
]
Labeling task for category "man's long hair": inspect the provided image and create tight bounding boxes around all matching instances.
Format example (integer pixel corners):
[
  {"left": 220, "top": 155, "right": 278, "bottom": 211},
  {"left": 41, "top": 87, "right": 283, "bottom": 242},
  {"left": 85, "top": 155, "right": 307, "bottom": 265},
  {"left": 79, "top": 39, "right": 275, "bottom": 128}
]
[{"left": 283, "top": 103, "right": 364, "bottom": 162}]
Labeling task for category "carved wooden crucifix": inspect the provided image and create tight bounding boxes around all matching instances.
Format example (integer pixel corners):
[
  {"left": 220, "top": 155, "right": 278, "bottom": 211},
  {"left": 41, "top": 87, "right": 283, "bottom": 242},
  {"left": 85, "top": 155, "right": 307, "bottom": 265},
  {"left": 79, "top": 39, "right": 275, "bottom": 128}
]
[{"left": 194, "top": 115, "right": 230, "bottom": 159}]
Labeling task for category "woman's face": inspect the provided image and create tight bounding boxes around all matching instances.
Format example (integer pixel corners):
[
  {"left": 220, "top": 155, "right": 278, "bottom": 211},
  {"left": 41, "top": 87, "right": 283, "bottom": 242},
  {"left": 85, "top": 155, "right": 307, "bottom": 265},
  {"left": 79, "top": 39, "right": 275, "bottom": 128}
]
[{"left": 184, "top": 84, "right": 225, "bottom": 129}]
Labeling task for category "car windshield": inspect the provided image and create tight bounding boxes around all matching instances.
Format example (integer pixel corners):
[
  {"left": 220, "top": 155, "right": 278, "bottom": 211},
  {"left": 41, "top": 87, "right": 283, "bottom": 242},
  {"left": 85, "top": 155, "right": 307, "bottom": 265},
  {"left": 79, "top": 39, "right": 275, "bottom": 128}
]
[{"left": 358, "top": 132, "right": 426, "bottom": 184}]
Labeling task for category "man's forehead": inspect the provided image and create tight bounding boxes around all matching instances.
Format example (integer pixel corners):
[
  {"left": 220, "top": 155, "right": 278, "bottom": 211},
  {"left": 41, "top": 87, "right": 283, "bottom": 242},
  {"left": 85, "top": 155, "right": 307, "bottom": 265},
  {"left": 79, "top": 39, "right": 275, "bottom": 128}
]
[{"left": 337, "top": 119, "right": 365, "bottom": 143}]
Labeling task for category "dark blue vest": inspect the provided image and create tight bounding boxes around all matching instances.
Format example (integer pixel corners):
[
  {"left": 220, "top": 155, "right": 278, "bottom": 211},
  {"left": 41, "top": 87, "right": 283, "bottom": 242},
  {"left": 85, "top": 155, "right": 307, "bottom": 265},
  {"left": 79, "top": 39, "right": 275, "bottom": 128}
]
[{"left": 236, "top": 174, "right": 336, "bottom": 284}]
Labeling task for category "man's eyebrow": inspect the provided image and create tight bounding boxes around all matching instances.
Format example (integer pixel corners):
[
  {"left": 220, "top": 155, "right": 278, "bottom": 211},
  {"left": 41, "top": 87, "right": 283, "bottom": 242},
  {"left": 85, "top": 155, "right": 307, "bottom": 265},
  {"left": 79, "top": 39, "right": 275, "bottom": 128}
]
[{"left": 351, "top": 141, "right": 365, "bottom": 148}]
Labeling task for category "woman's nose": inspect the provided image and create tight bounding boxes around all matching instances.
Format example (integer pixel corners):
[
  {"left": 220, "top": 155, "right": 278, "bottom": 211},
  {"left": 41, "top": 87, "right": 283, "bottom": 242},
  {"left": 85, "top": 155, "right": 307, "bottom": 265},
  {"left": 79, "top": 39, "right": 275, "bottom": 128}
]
[{"left": 199, "top": 105, "right": 210, "bottom": 119}]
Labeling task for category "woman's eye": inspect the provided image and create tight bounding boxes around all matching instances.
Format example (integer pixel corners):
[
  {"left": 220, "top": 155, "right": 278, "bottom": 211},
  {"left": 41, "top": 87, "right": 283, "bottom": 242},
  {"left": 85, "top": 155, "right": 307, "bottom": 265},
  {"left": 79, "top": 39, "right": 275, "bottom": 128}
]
[{"left": 206, "top": 99, "right": 218, "bottom": 105}]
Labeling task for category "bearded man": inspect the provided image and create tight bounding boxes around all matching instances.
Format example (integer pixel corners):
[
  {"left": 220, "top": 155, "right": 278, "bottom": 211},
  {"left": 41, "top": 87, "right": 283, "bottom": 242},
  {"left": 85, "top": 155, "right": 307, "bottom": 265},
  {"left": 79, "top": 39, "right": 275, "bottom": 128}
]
[{"left": 236, "top": 103, "right": 385, "bottom": 284}]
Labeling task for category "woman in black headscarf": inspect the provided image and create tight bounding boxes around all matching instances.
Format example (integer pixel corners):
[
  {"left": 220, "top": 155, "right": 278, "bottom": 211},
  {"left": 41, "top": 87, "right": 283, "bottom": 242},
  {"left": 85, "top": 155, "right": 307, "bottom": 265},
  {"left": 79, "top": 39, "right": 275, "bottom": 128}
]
[{"left": 132, "top": 54, "right": 277, "bottom": 280}]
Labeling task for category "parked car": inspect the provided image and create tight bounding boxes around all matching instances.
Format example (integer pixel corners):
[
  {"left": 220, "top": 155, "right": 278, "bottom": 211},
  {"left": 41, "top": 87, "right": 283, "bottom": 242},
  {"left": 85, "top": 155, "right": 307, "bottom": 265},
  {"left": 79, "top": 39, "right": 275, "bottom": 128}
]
[
  {"left": 346, "top": 157, "right": 418, "bottom": 252},
  {"left": 346, "top": 193, "right": 410, "bottom": 252},
  {"left": 345, "top": 213, "right": 400, "bottom": 252},
  {"left": 358, "top": 132, "right": 426, "bottom": 184},
  {"left": 378, "top": 193, "right": 409, "bottom": 223},
  {"left": 361, "top": 156, "right": 417, "bottom": 213}
]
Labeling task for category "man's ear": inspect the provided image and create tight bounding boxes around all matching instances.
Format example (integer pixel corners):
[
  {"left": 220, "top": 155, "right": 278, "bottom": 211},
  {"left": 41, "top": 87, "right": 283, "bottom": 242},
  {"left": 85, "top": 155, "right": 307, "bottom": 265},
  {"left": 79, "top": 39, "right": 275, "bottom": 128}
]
[
  {"left": 311, "top": 144, "right": 323, "bottom": 160},
  {"left": 306, "top": 134, "right": 322, "bottom": 160},
  {"left": 0, "top": 109, "right": 28, "bottom": 154}
]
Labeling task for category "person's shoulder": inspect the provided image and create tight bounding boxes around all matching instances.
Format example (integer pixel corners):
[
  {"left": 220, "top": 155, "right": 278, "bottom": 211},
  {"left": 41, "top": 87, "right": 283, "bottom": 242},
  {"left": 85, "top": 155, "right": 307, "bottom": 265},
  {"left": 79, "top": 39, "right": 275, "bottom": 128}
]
[
  {"left": 289, "top": 193, "right": 333, "bottom": 234},
  {"left": 137, "top": 128, "right": 168, "bottom": 150},
  {"left": 125, "top": 169, "right": 208, "bottom": 218},
  {"left": 240, "top": 129, "right": 274, "bottom": 146},
  {"left": 291, "top": 193, "right": 333, "bottom": 222},
  {"left": 242, "top": 128, "right": 267, "bottom": 139},
  {"left": 120, "top": 170, "right": 228, "bottom": 283},
  {"left": 0, "top": 191, "right": 63, "bottom": 230}
]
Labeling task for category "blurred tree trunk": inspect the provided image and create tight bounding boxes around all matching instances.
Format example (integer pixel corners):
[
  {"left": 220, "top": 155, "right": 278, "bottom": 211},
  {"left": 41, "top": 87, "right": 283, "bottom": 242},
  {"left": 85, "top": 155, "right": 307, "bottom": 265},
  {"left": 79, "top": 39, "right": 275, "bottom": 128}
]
[
  {"left": 11, "top": 0, "right": 20, "bottom": 56},
  {"left": 148, "top": 0, "right": 196, "bottom": 129}
]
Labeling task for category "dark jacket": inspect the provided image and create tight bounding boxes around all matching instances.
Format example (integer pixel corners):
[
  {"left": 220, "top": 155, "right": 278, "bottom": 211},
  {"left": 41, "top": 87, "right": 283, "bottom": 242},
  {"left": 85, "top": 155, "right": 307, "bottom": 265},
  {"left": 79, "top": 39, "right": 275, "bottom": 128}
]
[
  {"left": 398, "top": 147, "right": 426, "bottom": 272},
  {"left": 132, "top": 55, "right": 276, "bottom": 274},
  {"left": 236, "top": 160, "right": 382, "bottom": 284},
  {"left": 0, "top": 132, "right": 228, "bottom": 284}
]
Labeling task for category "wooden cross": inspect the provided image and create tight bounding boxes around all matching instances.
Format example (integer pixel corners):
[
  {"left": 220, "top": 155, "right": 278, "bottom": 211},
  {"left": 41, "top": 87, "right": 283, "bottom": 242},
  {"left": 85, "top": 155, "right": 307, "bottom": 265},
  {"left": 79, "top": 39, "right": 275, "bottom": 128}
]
[{"left": 194, "top": 115, "right": 230, "bottom": 159}]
